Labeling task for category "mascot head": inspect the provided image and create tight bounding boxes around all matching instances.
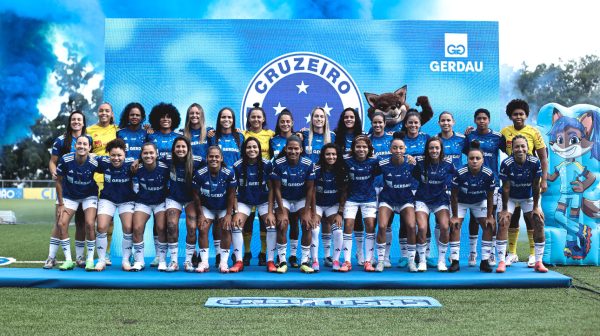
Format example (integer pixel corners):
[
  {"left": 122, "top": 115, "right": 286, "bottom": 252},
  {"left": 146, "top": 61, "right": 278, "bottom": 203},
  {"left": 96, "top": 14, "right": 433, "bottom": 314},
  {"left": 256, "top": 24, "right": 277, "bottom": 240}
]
[{"left": 365, "top": 86, "right": 408, "bottom": 128}]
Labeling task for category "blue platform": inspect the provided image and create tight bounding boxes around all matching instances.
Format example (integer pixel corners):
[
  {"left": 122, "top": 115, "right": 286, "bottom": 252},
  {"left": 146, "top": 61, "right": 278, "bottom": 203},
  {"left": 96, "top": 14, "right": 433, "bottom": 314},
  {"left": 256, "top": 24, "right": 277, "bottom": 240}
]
[{"left": 0, "top": 261, "right": 570, "bottom": 289}]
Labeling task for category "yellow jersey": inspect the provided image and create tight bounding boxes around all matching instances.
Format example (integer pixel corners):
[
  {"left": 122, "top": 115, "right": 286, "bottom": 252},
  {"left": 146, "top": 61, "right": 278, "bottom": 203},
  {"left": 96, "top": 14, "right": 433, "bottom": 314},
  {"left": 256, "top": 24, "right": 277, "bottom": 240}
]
[
  {"left": 242, "top": 129, "right": 275, "bottom": 159},
  {"left": 500, "top": 125, "right": 546, "bottom": 156},
  {"left": 87, "top": 124, "right": 118, "bottom": 189}
]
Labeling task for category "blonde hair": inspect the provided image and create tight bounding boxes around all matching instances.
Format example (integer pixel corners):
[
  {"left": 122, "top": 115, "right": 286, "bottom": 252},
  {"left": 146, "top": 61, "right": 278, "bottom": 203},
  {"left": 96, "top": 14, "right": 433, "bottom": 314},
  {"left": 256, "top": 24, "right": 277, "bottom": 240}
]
[
  {"left": 184, "top": 103, "right": 207, "bottom": 144},
  {"left": 308, "top": 107, "right": 331, "bottom": 147}
]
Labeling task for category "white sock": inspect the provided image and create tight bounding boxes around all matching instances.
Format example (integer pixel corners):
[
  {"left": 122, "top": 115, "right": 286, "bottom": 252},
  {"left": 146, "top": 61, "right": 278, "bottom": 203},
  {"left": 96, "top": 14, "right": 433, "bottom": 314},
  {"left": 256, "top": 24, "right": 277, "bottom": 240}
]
[
  {"left": 86, "top": 240, "right": 95, "bottom": 262},
  {"left": 185, "top": 243, "right": 195, "bottom": 263},
  {"left": 481, "top": 240, "right": 492, "bottom": 261},
  {"left": 213, "top": 240, "right": 221, "bottom": 257},
  {"left": 400, "top": 238, "right": 408, "bottom": 258},
  {"left": 365, "top": 232, "right": 375, "bottom": 263},
  {"left": 377, "top": 243, "right": 386, "bottom": 262},
  {"left": 332, "top": 226, "right": 343, "bottom": 261},
  {"left": 122, "top": 233, "right": 133, "bottom": 262},
  {"left": 342, "top": 233, "right": 353, "bottom": 262},
  {"left": 426, "top": 237, "right": 431, "bottom": 258},
  {"left": 266, "top": 227, "right": 277, "bottom": 262},
  {"left": 496, "top": 240, "right": 507, "bottom": 263},
  {"left": 75, "top": 240, "right": 85, "bottom": 260},
  {"left": 158, "top": 242, "right": 167, "bottom": 263},
  {"left": 450, "top": 241, "right": 461, "bottom": 261},
  {"left": 385, "top": 227, "right": 392, "bottom": 261},
  {"left": 277, "top": 243, "right": 287, "bottom": 263},
  {"left": 168, "top": 242, "right": 178, "bottom": 263},
  {"left": 407, "top": 244, "right": 416, "bottom": 263},
  {"left": 417, "top": 243, "right": 427, "bottom": 263},
  {"left": 220, "top": 249, "right": 230, "bottom": 267},
  {"left": 311, "top": 226, "right": 321, "bottom": 261},
  {"left": 290, "top": 239, "right": 298, "bottom": 259},
  {"left": 301, "top": 245, "right": 311, "bottom": 264},
  {"left": 491, "top": 235, "right": 497, "bottom": 257},
  {"left": 48, "top": 237, "right": 60, "bottom": 259},
  {"left": 199, "top": 247, "right": 209, "bottom": 265},
  {"left": 133, "top": 242, "right": 144, "bottom": 263},
  {"left": 534, "top": 242, "right": 545, "bottom": 262},
  {"left": 322, "top": 233, "right": 332, "bottom": 258},
  {"left": 355, "top": 231, "right": 364, "bottom": 257},
  {"left": 469, "top": 235, "right": 478, "bottom": 254},
  {"left": 232, "top": 228, "right": 243, "bottom": 261},
  {"left": 61, "top": 238, "right": 72, "bottom": 261},
  {"left": 96, "top": 232, "right": 107, "bottom": 262},
  {"left": 438, "top": 241, "right": 448, "bottom": 263}
]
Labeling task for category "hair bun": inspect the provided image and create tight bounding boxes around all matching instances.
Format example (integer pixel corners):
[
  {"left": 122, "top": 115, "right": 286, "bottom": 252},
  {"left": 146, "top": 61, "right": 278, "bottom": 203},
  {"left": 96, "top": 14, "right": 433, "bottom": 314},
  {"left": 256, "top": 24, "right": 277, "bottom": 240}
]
[
  {"left": 470, "top": 139, "right": 481, "bottom": 149},
  {"left": 393, "top": 131, "right": 406, "bottom": 140},
  {"left": 253, "top": 102, "right": 260, "bottom": 108}
]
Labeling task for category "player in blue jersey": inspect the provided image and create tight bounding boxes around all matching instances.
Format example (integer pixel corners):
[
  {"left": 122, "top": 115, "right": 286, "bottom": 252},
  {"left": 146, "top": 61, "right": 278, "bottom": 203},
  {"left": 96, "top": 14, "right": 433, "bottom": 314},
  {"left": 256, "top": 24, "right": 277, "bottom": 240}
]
[
  {"left": 117, "top": 102, "right": 148, "bottom": 160},
  {"left": 413, "top": 136, "right": 455, "bottom": 272},
  {"left": 497, "top": 135, "right": 547, "bottom": 273},
  {"left": 463, "top": 108, "right": 506, "bottom": 267},
  {"left": 182, "top": 103, "right": 211, "bottom": 160},
  {"left": 163, "top": 137, "right": 204, "bottom": 272},
  {"left": 438, "top": 111, "right": 465, "bottom": 169},
  {"left": 232, "top": 137, "right": 276, "bottom": 272},
  {"left": 269, "top": 109, "right": 295, "bottom": 159},
  {"left": 271, "top": 135, "right": 316, "bottom": 273},
  {"left": 376, "top": 134, "right": 417, "bottom": 272},
  {"left": 301, "top": 107, "right": 336, "bottom": 163},
  {"left": 130, "top": 142, "right": 169, "bottom": 271},
  {"left": 192, "top": 146, "right": 237, "bottom": 273},
  {"left": 450, "top": 141, "right": 496, "bottom": 273},
  {"left": 341, "top": 135, "right": 380, "bottom": 272},
  {"left": 94, "top": 138, "right": 136, "bottom": 271},
  {"left": 312, "top": 143, "right": 347, "bottom": 271},
  {"left": 44, "top": 135, "right": 98, "bottom": 271},
  {"left": 45, "top": 111, "right": 92, "bottom": 269},
  {"left": 147, "top": 102, "right": 181, "bottom": 160},
  {"left": 369, "top": 112, "right": 395, "bottom": 267}
]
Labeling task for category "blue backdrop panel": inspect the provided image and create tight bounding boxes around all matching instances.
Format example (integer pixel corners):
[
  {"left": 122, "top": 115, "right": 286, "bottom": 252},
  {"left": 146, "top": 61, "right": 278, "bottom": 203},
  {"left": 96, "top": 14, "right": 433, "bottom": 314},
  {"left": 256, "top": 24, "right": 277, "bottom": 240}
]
[{"left": 0, "top": 263, "right": 570, "bottom": 289}]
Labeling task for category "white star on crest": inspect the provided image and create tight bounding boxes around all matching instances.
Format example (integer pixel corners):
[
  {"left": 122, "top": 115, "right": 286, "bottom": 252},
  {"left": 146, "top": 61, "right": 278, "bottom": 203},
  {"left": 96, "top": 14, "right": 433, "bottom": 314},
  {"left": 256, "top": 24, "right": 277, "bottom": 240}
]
[
  {"left": 305, "top": 113, "right": 312, "bottom": 124},
  {"left": 273, "top": 102, "right": 286, "bottom": 115},
  {"left": 296, "top": 81, "right": 309, "bottom": 94},
  {"left": 322, "top": 102, "right": 332, "bottom": 116}
]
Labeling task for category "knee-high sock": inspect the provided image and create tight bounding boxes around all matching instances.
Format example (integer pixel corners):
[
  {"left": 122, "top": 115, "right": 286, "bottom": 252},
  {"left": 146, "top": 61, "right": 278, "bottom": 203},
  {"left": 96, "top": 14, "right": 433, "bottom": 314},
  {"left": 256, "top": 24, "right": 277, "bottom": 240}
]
[
  {"left": 85, "top": 240, "right": 95, "bottom": 262},
  {"left": 133, "top": 242, "right": 144, "bottom": 264},
  {"left": 355, "top": 231, "right": 364, "bottom": 257},
  {"left": 400, "top": 238, "right": 408, "bottom": 258},
  {"left": 508, "top": 228, "right": 519, "bottom": 254},
  {"left": 232, "top": 228, "right": 244, "bottom": 261},
  {"left": 96, "top": 232, "right": 108, "bottom": 262},
  {"left": 311, "top": 226, "right": 321, "bottom": 261},
  {"left": 343, "top": 233, "right": 353, "bottom": 262},
  {"left": 168, "top": 242, "right": 178, "bottom": 263},
  {"left": 322, "top": 233, "right": 332, "bottom": 258},
  {"left": 496, "top": 240, "right": 507, "bottom": 263},
  {"left": 438, "top": 241, "right": 448, "bottom": 263},
  {"left": 277, "top": 243, "right": 287, "bottom": 263},
  {"left": 481, "top": 240, "right": 492, "bottom": 261},
  {"left": 384, "top": 227, "right": 392, "bottom": 261},
  {"left": 365, "top": 233, "right": 375, "bottom": 262},
  {"left": 266, "top": 227, "right": 277, "bottom": 262},
  {"left": 449, "top": 241, "right": 460, "bottom": 261},
  {"left": 122, "top": 233, "right": 133, "bottom": 261},
  {"left": 61, "top": 238, "right": 72, "bottom": 261},
  {"left": 48, "top": 237, "right": 60, "bottom": 259},
  {"left": 332, "top": 226, "right": 343, "bottom": 261}
]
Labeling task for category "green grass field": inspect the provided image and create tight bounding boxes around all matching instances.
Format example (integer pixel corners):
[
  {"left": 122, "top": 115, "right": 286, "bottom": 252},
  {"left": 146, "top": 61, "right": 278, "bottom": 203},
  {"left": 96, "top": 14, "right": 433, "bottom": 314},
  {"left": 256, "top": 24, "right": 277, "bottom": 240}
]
[{"left": 0, "top": 199, "right": 599, "bottom": 335}]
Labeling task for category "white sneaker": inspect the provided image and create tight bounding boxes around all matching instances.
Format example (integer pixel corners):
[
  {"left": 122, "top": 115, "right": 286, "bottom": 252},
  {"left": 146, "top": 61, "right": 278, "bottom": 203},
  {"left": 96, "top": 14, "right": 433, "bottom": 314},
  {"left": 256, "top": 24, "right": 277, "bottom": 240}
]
[
  {"left": 417, "top": 261, "right": 427, "bottom": 272},
  {"left": 505, "top": 253, "right": 519, "bottom": 266},
  {"left": 384, "top": 259, "right": 392, "bottom": 268},
  {"left": 166, "top": 260, "right": 179, "bottom": 272},
  {"left": 130, "top": 262, "right": 145, "bottom": 272},
  {"left": 527, "top": 255, "right": 535, "bottom": 268},
  {"left": 468, "top": 252, "right": 477, "bottom": 266},
  {"left": 489, "top": 252, "right": 497, "bottom": 266},
  {"left": 43, "top": 258, "right": 56, "bottom": 269},
  {"left": 408, "top": 261, "right": 418, "bottom": 273},
  {"left": 150, "top": 256, "right": 160, "bottom": 267},
  {"left": 375, "top": 261, "right": 385, "bottom": 272},
  {"left": 356, "top": 252, "right": 365, "bottom": 266},
  {"left": 183, "top": 261, "right": 195, "bottom": 272},
  {"left": 196, "top": 262, "right": 210, "bottom": 273},
  {"left": 94, "top": 260, "right": 106, "bottom": 271},
  {"left": 122, "top": 260, "right": 132, "bottom": 271},
  {"left": 437, "top": 261, "right": 448, "bottom": 272},
  {"left": 158, "top": 261, "right": 167, "bottom": 271}
]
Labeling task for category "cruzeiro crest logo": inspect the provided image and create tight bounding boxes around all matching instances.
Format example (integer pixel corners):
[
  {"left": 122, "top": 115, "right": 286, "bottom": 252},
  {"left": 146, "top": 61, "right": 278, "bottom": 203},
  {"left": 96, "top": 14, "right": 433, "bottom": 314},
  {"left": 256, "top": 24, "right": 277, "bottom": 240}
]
[{"left": 241, "top": 52, "right": 363, "bottom": 130}]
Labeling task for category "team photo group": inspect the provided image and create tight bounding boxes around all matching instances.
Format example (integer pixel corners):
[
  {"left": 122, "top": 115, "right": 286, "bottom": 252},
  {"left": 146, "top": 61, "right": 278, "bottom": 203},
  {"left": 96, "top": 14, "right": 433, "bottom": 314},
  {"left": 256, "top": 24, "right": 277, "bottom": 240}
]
[{"left": 43, "top": 96, "right": 549, "bottom": 276}]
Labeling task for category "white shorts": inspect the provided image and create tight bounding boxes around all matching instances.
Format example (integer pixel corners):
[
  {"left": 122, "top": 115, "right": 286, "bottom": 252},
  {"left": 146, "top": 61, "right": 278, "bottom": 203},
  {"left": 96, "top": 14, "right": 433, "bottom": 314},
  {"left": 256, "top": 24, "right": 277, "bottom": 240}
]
[
  {"left": 62, "top": 196, "right": 97, "bottom": 211},
  {"left": 165, "top": 198, "right": 191, "bottom": 211},
  {"left": 457, "top": 200, "right": 488, "bottom": 219},
  {"left": 238, "top": 201, "right": 270, "bottom": 217},
  {"left": 134, "top": 202, "right": 166, "bottom": 216},
  {"left": 415, "top": 201, "right": 449, "bottom": 215},
  {"left": 379, "top": 201, "right": 413, "bottom": 214},
  {"left": 275, "top": 198, "right": 306, "bottom": 213},
  {"left": 344, "top": 201, "right": 377, "bottom": 219},
  {"left": 97, "top": 199, "right": 135, "bottom": 216},
  {"left": 316, "top": 204, "right": 339, "bottom": 218},
  {"left": 202, "top": 206, "right": 228, "bottom": 220},
  {"left": 507, "top": 197, "right": 534, "bottom": 214}
]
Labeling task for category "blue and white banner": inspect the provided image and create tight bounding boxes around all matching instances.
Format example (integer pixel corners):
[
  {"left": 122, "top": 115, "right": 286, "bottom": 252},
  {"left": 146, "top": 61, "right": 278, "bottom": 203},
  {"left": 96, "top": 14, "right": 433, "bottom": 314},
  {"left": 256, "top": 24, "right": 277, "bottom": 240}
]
[
  {"left": 205, "top": 296, "right": 442, "bottom": 308},
  {"left": 105, "top": 19, "right": 499, "bottom": 134},
  {"left": 0, "top": 188, "right": 23, "bottom": 199}
]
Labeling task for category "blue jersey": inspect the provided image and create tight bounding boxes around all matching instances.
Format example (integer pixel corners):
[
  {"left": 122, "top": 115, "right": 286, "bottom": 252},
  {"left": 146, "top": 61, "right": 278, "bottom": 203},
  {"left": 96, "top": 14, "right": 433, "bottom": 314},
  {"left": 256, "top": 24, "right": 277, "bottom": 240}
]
[
  {"left": 135, "top": 161, "right": 169, "bottom": 205},
  {"left": 148, "top": 131, "right": 180, "bottom": 160},
  {"left": 269, "top": 135, "right": 287, "bottom": 159},
  {"left": 96, "top": 156, "right": 135, "bottom": 203},
  {"left": 193, "top": 166, "right": 237, "bottom": 211},
  {"left": 184, "top": 127, "right": 212, "bottom": 160},
  {"left": 464, "top": 129, "right": 504, "bottom": 185},
  {"left": 302, "top": 130, "right": 336, "bottom": 163},
  {"left": 440, "top": 132, "right": 465, "bottom": 169},
  {"left": 51, "top": 134, "right": 93, "bottom": 157},
  {"left": 367, "top": 122, "right": 403, "bottom": 135},
  {"left": 164, "top": 155, "right": 205, "bottom": 204},
  {"left": 404, "top": 132, "right": 430, "bottom": 161},
  {"left": 208, "top": 132, "right": 245, "bottom": 167},
  {"left": 56, "top": 153, "right": 98, "bottom": 200},
  {"left": 271, "top": 156, "right": 315, "bottom": 201},
  {"left": 452, "top": 166, "right": 496, "bottom": 204},
  {"left": 233, "top": 158, "right": 272, "bottom": 206},
  {"left": 413, "top": 157, "right": 455, "bottom": 205},
  {"left": 342, "top": 133, "right": 357, "bottom": 153},
  {"left": 499, "top": 155, "right": 542, "bottom": 199},
  {"left": 344, "top": 155, "right": 381, "bottom": 203},
  {"left": 378, "top": 157, "right": 416, "bottom": 206},
  {"left": 314, "top": 165, "right": 345, "bottom": 207},
  {"left": 369, "top": 133, "right": 393, "bottom": 189},
  {"left": 117, "top": 127, "right": 147, "bottom": 159}
]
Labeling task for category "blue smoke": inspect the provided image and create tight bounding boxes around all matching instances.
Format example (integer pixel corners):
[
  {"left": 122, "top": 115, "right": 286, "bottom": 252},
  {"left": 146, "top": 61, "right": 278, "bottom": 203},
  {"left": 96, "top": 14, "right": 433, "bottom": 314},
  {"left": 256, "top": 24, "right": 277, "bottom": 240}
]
[{"left": 0, "top": 12, "right": 55, "bottom": 146}]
